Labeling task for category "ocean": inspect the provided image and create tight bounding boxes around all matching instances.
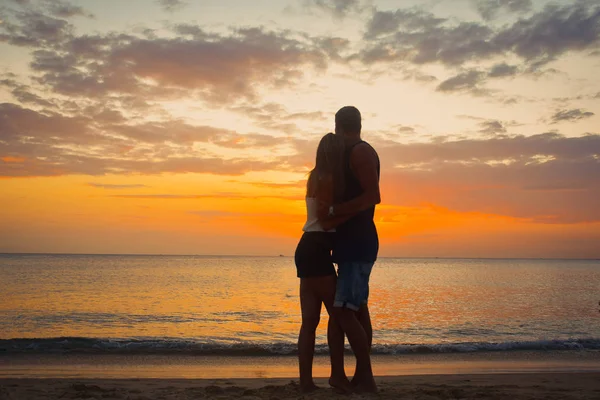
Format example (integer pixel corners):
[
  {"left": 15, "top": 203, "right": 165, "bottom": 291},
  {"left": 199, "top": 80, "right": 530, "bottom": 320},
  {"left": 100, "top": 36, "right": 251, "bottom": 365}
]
[{"left": 1, "top": 254, "right": 599, "bottom": 357}]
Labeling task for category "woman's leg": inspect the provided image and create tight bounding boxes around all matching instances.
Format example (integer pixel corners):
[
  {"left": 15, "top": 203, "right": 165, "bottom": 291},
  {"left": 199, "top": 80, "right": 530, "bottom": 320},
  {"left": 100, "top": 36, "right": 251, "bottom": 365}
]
[{"left": 298, "top": 278, "right": 321, "bottom": 392}]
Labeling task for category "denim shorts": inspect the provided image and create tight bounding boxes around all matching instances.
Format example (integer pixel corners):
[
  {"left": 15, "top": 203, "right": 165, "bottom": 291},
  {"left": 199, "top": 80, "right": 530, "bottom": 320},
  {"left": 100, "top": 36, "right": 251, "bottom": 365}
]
[{"left": 333, "top": 261, "right": 374, "bottom": 311}]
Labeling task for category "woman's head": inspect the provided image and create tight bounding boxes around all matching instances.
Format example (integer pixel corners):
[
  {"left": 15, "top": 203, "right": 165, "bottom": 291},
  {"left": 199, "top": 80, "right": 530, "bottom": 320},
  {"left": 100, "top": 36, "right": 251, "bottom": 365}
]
[
  {"left": 307, "top": 132, "right": 345, "bottom": 201},
  {"left": 315, "top": 132, "right": 345, "bottom": 174}
]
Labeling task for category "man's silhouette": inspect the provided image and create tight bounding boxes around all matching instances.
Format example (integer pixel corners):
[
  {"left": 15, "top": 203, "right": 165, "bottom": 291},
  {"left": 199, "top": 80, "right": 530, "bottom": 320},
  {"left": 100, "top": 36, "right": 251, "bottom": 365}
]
[{"left": 326, "top": 106, "right": 380, "bottom": 393}]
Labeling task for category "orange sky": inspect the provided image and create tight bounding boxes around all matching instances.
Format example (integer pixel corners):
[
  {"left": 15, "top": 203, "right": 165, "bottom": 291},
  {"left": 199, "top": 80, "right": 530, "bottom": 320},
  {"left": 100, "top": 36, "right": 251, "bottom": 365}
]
[
  {"left": 1, "top": 0, "right": 599, "bottom": 257},
  {"left": 1, "top": 172, "right": 599, "bottom": 257}
]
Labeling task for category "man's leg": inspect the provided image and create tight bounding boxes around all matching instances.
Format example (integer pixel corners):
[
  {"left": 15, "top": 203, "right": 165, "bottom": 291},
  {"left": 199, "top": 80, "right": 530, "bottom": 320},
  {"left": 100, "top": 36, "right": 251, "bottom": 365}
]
[
  {"left": 350, "top": 304, "right": 373, "bottom": 387},
  {"left": 356, "top": 263, "right": 373, "bottom": 350},
  {"left": 318, "top": 275, "right": 352, "bottom": 393},
  {"left": 333, "top": 262, "right": 377, "bottom": 393},
  {"left": 358, "top": 304, "right": 373, "bottom": 349},
  {"left": 331, "top": 308, "right": 376, "bottom": 392},
  {"left": 298, "top": 278, "right": 321, "bottom": 393}
]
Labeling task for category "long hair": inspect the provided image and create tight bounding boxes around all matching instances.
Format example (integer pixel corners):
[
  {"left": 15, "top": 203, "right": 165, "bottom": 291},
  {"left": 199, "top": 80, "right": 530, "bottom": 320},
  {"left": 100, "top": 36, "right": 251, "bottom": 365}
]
[{"left": 307, "top": 133, "right": 345, "bottom": 203}]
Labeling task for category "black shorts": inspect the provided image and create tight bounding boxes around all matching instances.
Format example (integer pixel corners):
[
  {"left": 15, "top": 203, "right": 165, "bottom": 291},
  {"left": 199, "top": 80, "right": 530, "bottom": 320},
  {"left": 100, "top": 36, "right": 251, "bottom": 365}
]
[{"left": 294, "top": 232, "right": 336, "bottom": 278}]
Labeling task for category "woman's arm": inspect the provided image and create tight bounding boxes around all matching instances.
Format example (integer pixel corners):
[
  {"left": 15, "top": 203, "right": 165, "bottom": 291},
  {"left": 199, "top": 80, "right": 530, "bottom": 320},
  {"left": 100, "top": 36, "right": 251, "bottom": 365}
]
[{"left": 321, "top": 214, "right": 354, "bottom": 231}]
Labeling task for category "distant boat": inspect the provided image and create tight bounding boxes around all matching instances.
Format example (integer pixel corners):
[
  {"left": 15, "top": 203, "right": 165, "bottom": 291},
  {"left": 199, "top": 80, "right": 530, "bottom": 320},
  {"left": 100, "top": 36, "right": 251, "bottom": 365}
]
[{"left": 279, "top": 254, "right": 285, "bottom": 257}]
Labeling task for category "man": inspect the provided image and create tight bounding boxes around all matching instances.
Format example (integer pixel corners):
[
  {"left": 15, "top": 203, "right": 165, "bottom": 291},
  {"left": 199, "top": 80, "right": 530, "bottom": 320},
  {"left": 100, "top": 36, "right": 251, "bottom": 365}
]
[{"left": 325, "top": 105, "right": 380, "bottom": 393}]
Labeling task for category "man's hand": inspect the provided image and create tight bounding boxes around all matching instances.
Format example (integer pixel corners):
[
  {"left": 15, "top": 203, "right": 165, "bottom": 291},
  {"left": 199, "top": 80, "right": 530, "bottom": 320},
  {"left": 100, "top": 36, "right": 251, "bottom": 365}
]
[{"left": 317, "top": 199, "right": 331, "bottom": 222}]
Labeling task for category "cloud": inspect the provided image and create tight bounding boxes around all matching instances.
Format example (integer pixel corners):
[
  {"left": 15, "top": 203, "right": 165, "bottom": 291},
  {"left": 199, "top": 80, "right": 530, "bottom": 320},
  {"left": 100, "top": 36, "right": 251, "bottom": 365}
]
[
  {"left": 189, "top": 210, "right": 241, "bottom": 217},
  {"left": 46, "top": 1, "right": 93, "bottom": 18},
  {"left": 0, "top": 103, "right": 291, "bottom": 177},
  {"left": 360, "top": 2, "right": 600, "bottom": 68},
  {"left": 384, "top": 159, "right": 600, "bottom": 224},
  {"left": 157, "top": 0, "right": 188, "bottom": 12},
  {"left": 394, "top": 124, "right": 417, "bottom": 135},
  {"left": 113, "top": 194, "right": 222, "bottom": 199},
  {"left": 0, "top": 79, "right": 56, "bottom": 107},
  {"left": 478, "top": 120, "right": 507, "bottom": 135},
  {"left": 375, "top": 133, "right": 600, "bottom": 223},
  {"left": 435, "top": 63, "right": 527, "bottom": 96},
  {"left": 2, "top": 93, "right": 599, "bottom": 225},
  {"left": 230, "top": 102, "right": 327, "bottom": 133},
  {"left": 303, "top": 0, "right": 363, "bottom": 19},
  {"left": 0, "top": 3, "right": 329, "bottom": 105},
  {"left": 0, "top": 10, "right": 72, "bottom": 47},
  {"left": 436, "top": 70, "right": 487, "bottom": 93},
  {"left": 26, "top": 28, "right": 326, "bottom": 102},
  {"left": 113, "top": 193, "right": 302, "bottom": 201},
  {"left": 0, "top": 102, "right": 92, "bottom": 144},
  {"left": 488, "top": 62, "right": 519, "bottom": 78},
  {"left": 377, "top": 132, "right": 600, "bottom": 165},
  {"left": 88, "top": 183, "right": 149, "bottom": 189},
  {"left": 493, "top": 3, "right": 600, "bottom": 65},
  {"left": 364, "top": 8, "right": 445, "bottom": 39},
  {"left": 473, "top": 0, "right": 532, "bottom": 20},
  {"left": 550, "top": 109, "right": 595, "bottom": 124},
  {"left": 0, "top": 154, "right": 283, "bottom": 178},
  {"left": 243, "top": 181, "right": 305, "bottom": 189},
  {"left": 312, "top": 36, "right": 351, "bottom": 61},
  {"left": 361, "top": 9, "right": 494, "bottom": 65},
  {"left": 188, "top": 209, "right": 298, "bottom": 220},
  {"left": 43, "top": 26, "right": 325, "bottom": 103},
  {"left": 2, "top": 0, "right": 91, "bottom": 18}
]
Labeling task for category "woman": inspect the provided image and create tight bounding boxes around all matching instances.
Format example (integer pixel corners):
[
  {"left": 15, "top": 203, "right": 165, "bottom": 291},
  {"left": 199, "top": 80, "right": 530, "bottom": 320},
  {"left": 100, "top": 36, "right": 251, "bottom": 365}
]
[{"left": 294, "top": 132, "right": 352, "bottom": 393}]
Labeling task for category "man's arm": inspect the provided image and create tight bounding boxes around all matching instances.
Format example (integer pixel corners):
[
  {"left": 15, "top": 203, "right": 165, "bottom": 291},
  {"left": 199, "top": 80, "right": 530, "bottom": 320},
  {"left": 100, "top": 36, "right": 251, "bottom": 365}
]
[
  {"left": 332, "top": 143, "right": 380, "bottom": 216},
  {"left": 315, "top": 174, "right": 356, "bottom": 230}
]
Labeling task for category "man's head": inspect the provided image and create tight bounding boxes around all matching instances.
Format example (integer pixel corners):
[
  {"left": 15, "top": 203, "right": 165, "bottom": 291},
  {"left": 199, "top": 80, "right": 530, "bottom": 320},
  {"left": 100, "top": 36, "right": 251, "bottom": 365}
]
[{"left": 335, "top": 106, "right": 361, "bottom": 136}]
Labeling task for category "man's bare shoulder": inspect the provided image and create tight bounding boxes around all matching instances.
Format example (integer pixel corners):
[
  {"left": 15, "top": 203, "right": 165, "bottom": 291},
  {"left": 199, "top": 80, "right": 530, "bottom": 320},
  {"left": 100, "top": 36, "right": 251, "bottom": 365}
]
[{"left": 350, "top": 141, "right": 379, "bottom": 164}]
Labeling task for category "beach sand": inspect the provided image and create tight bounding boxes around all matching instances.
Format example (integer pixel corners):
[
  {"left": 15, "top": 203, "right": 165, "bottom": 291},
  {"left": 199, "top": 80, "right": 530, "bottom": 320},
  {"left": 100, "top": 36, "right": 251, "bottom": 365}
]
[
  {"left": 2, "top": 352, "right": 600, "bottom": 399},
  {"left": 2, "top": 373, "right": 600, "bottom": 399}
]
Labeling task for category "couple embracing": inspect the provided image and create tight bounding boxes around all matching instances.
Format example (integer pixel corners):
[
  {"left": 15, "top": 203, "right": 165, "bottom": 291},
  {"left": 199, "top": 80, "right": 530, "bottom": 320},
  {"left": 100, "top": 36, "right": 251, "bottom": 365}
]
[{"left": 294, "top": 106, "right": 381, "bottom": 394}]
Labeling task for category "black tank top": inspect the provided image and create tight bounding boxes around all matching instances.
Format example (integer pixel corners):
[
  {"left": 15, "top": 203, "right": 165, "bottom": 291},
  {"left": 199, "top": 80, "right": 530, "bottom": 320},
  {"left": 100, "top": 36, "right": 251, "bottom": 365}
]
[{"left": 333, "top": 140, "right": 380, "bottom": 263}]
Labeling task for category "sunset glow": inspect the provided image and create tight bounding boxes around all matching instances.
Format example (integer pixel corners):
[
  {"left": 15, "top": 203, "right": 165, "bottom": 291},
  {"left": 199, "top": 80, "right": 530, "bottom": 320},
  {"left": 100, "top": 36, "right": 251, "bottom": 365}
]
[{"left": 1, "top": 0, "right": 599, "bottom": 257}]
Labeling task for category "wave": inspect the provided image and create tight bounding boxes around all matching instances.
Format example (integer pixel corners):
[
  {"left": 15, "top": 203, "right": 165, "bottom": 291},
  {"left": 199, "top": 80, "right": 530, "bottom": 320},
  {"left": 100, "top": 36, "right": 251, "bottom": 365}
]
[{"left": 1, "top": 337, "right": 599, "bottom": 355}]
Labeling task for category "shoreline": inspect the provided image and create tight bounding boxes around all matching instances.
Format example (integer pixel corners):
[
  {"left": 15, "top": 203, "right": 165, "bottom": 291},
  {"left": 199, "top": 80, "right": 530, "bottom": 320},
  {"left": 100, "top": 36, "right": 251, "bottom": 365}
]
[
  {"left": 1, "top": 373, "right": 599, "bottom": 399},
  {"left": 2, "top": 350, "right": 599, "bottom": 379}
]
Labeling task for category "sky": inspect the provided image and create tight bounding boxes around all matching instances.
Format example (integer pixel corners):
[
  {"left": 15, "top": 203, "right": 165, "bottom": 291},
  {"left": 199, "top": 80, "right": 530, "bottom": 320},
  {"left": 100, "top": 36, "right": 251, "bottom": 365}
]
[{"left": 0, "top": 0, "right": 599, "bottom": 258}]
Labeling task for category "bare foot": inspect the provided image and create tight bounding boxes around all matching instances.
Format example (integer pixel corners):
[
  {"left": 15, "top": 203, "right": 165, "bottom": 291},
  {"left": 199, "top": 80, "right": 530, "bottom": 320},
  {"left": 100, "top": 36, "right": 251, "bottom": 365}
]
[
  {"left": 300, "top": 383, "right": 320, "bottom": 393},
  {"left": 354, "top": 378, "right": 378, "bottom": 394},
  {"left": 329, "top": 375, "right": 353, "bottom": 394}
]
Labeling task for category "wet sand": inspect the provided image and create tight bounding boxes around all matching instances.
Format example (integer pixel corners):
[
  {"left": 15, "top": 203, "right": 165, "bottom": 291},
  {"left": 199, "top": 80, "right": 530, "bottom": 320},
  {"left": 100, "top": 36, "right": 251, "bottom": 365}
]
[{"left": 1, "top": 373, "right": 600, "bottom": 399}]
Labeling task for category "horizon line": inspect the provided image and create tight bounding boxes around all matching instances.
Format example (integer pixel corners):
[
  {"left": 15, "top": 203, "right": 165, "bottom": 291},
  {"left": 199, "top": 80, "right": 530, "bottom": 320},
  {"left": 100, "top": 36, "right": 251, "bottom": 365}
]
[{"left": 0, "top": 252, "right": 598, "bottom": 261}]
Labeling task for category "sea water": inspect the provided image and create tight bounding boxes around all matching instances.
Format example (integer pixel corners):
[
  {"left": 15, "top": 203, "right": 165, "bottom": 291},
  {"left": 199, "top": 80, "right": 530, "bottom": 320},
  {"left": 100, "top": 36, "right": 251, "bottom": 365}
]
[{"left": 1, "top": 254, "right": 599, "bottom": 355}]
